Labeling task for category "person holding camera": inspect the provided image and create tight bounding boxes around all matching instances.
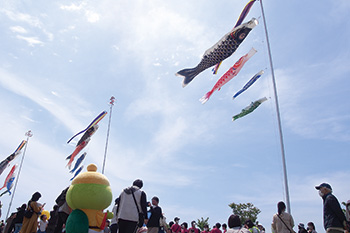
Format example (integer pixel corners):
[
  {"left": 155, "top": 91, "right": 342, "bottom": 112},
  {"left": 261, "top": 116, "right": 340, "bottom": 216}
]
[{"left": 147, "top": 196, "right": 163, "bottom": 233}]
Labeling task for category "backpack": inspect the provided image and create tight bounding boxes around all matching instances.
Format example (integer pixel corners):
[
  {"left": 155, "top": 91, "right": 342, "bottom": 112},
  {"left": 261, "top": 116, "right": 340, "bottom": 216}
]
[{"left": 24, "top": 202, "right": 34, "bottom": 218}]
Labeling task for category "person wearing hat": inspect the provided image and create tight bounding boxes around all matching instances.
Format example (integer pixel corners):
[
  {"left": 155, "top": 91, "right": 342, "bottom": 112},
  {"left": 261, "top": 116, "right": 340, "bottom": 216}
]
[
  {"left": 116, "top": 179, "right": 148, "bottom": 233},
  {"left": 315, "top": 183, "right": 348, "bottom": 233},
  {"left": 171, "top": 217, "right": 181, "bottom": 233},
  {"left": 297, "top": 223, "right": 307, "bottom": 233}
]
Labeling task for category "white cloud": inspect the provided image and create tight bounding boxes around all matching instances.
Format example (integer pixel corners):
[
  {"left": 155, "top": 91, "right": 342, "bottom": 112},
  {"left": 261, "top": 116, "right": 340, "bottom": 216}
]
[
  {"left": 60, "top": 3, "right": 86, "bottom": 11},
  {"left": 85, "top": 10, "right": 100, "bottom": 23},
  {"left": 0, "top": 68, "right": 90, "bottom": 134},
  {"left": 270, "top": 67, "right": 350, "bottom": 142},
  {"left": 10, "top": 26, "right": 27, "bottom": 34},
  {"left": 2, "top": 9, "right": 54, "bottom": 42},
  {"left": 2, "top": 9, "right": 42, "bottom": 28},
  {"left": 60, "top": 3, "right": 99, "bottom": 23},
  {"left": 16, "top": 35, "right": 43, "bottom": 46}
]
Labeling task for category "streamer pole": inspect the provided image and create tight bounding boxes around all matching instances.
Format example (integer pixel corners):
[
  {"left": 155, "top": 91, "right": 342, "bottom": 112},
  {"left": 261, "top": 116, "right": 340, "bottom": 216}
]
[
  {"left": 102, "top": 96, "right": 115, "bottom": 174},
  {"left": 5, "top": 130, "right": 33, "bottom": 220},
  {"left": 259, "top": 0, "right": 291, "bottom": 213}
]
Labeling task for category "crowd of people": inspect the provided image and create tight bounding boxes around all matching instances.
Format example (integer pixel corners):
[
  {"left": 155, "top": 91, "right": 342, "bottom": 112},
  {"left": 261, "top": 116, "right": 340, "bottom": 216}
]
[{"left": 0, "top": 182, "right": 348, "bottom": 233}]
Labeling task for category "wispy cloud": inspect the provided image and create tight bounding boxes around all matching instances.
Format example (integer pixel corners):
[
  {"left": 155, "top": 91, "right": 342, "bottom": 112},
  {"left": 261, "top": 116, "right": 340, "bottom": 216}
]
[
  {"left": 0, "top": 68, "right": 90, "bottom": 134},
  {"left": 271, "top": 65, "right": 350, "bottom": 142},
  {"left": 16, "top": 35, "right": 43, "bottom": 46},
  {"left": 2, "top": 9, "right": 54, "bottom": 42},
  {"left": 10, "top": 26, "right": 27, "bottom": 34},
  {"left": 60, "top": 2, "right": 100, "bottom": 23},
  {"left": 60, "top": 3, "right": 86, "bottom": 11},
  {"left": 2, "top": 9, "right": 42, "bottom": 27},
  {"left": 85, "top": 10, "right": 100, "bottom": 23}
]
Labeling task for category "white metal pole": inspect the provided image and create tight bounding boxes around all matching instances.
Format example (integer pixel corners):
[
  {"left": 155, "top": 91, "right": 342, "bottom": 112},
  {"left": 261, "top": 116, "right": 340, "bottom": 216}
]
[
  {"left": 259, "top": 0, "right": 291, "bottom": 213},
  {"left": 102, "top": 96, "right": 115, "bottom": 174},
  {"left": 5, "top": 130, "right": 33, "bottom": 220}
]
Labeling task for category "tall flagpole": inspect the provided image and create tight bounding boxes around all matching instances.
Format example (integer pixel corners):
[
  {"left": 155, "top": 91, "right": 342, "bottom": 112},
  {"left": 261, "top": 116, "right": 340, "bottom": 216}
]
[
  {"left": 5, "top": 130, "right": 33, "bottom": 220},
  {"left": 259, "top": 0, "right": 291, "bottom": 213},
  {"left": 102, "top": 96, "right": 115, "bottom": 174}
]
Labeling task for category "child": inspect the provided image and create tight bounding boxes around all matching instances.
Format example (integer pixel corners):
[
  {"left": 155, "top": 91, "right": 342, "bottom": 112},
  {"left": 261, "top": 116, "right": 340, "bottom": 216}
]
[{"left": 38, "top": 214, "right": 48, "bottom": 233}]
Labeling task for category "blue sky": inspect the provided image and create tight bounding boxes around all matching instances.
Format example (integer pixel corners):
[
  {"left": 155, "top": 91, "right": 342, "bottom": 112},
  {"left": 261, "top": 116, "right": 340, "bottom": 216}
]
[{"left": 0, "top": 0, "right": 349, "bottom": 232}]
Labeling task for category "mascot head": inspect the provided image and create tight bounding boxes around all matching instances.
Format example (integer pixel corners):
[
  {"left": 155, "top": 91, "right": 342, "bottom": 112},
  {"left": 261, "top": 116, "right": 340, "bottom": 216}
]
[{"left": 66, "top": 164, "right": 112, "bottom": 210}]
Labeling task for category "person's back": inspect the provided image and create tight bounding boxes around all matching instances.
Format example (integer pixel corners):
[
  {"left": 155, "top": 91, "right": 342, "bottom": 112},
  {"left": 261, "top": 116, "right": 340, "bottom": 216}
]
[
  {"left": 271, "top": 201, "right": 294, "bottom": 233},
  {"left": 272, "top": 212, "right": 294, "bottom": 233},
  {"left": 226, "top": 215, "right": 250, "bottom": 233},
  {"left": 116, "top": 179, "right": 148, "bottom": 233},
  {"left": 117, "top": 186, "right": 143, "bottom": 222}
]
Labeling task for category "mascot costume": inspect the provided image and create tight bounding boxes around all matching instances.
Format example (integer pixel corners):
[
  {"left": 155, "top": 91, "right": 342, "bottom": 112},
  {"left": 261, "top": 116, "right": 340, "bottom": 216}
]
[{"left": 65, "top": 164, "right": 113, "bottom": 233}]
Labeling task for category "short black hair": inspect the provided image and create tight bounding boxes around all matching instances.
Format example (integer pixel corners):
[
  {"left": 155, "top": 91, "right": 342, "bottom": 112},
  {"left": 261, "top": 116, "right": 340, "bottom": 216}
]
[
  {"left": 133, "top": 179, "right": 143, "bottom": 188},
  {"left": 228, "top": 214, "right": 241, "bottom": 228},
  {"left": 152, "top": 196, "right": 159, "bottom": 203},
  {"left": 245, "top": 220, "right": 254, "bottom": 228}
]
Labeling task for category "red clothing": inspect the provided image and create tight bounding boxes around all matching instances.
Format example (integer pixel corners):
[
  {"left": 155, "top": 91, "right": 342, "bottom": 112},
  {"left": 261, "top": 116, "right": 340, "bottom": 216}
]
[
  {"left": 211, "top": 228, "right": 222, "bottom": 233},
  {"left": 189, "top": 227, "right": 200, "bottom": 233},
  {"left": 182, "top": 229, "right": 189, "bottom": 233},
  {"left": 171, "top": 223, "right": 181, "bottom": 233}
]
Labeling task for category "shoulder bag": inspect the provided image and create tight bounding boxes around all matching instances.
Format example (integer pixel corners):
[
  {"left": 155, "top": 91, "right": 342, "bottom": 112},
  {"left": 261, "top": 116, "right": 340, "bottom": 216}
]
[
  {"left": 277, "top": 214, "right": 296, "bottom": 233},
  {"left": 131, "top": 190, "right": 145, "bottom": 228}
]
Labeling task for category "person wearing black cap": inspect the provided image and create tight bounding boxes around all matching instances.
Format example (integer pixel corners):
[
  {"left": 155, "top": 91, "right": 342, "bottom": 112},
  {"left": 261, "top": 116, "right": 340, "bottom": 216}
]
[
  {"left": 315, "top": 183, "right": 349, "bottom": 233},
  {"left": 171, "top": 217, "right": 181, "bottom": 233},
  {"left": 297, "top": 223, "right": 307, "bottom": 233},
  {"left": 116, "top": 179, "right": 148, "bottom": 233}
]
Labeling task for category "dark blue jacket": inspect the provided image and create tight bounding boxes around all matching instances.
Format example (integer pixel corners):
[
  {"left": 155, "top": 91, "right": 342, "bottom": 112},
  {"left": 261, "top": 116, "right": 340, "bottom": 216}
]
[{"left": 322, "top": 192, "right": 346, "bottom": 230}]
